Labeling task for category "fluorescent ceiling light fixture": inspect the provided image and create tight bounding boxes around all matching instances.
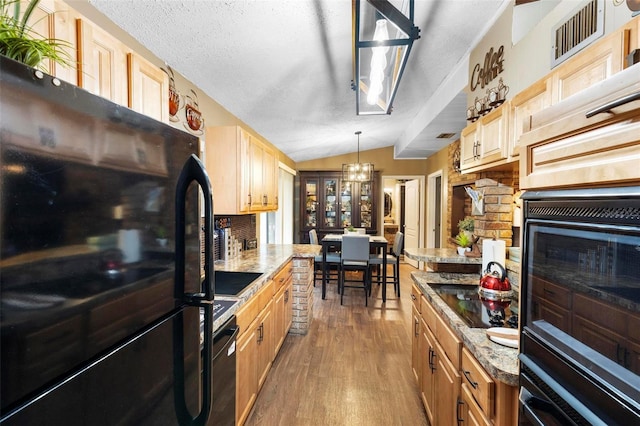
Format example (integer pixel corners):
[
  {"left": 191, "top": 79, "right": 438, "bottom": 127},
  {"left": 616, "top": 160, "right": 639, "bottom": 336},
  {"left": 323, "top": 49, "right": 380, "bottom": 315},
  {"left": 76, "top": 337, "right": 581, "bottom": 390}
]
[
  {"left": 342, "top": 131, "right": 374, "bottom": 182},
  {"left": 353, "top": 0, "right": 420, "bottom": 115}
]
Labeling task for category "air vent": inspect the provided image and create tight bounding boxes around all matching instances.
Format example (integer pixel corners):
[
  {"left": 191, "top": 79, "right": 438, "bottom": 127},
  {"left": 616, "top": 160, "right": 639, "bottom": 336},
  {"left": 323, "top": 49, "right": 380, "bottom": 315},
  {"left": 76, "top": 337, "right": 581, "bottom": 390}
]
[
  {"left": 551, "top": 0, "right": 604, "bottom": 68},
  {"left": 436, "top": 133, "right": 456, "bottom": 139}
]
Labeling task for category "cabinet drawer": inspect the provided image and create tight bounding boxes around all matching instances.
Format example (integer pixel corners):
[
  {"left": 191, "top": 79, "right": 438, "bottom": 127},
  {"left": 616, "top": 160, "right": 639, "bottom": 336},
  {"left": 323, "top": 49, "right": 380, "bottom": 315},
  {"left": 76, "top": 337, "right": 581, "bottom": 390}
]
[
  {"left": 273, "top": 261, "right": 293, "bottom": 290},
  {"left": 461, "top": 347, "right": 495, "bottom": 416},
  {"left": 461, "top": 383, "right": 492, "bottom": 426},
  {"left": 411, "top": 284, "right": 422, "bottom": 312},
  {"left": 237, "top": 279, "right": 274, "bottom": 336},
  {"left": 435, "top": 312, "right": 462, "bottom": 369},
  {"left": 420, "top": 294, "right": 437, "bottom": 334}
]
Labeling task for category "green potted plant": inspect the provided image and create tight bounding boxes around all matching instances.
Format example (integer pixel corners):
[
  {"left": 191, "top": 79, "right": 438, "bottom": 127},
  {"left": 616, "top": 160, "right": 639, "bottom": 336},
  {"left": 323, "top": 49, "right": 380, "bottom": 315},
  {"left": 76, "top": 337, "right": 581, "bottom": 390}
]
[
  {"left": 457, "top": 217, "right": 474, "bottom": 238},
  {"left": 454, "top": 231, "right": 472, "bottom": 255},
  {"left": 1, "top": 0, "right": 73, "bottom": 69}
]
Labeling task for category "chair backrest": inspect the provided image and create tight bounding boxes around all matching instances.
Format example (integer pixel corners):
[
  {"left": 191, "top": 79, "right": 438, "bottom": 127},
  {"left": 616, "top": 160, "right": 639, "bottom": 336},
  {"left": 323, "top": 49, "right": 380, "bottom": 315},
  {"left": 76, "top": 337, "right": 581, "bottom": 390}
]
[
  {"left": 392, "top": 232, "right": 404, "bottom": 257},
  {"left": 309, "top": 229, "right": 319, "bottom": 245},
  {"left": 341, "top": 235, "right": 370, "bottom": 262}
]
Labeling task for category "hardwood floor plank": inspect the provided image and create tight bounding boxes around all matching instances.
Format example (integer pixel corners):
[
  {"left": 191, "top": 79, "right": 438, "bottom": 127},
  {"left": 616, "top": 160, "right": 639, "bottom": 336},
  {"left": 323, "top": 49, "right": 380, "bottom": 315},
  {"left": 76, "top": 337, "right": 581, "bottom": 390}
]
[{"left": 245, "top": 263, "right": 428, "bottom": 426}]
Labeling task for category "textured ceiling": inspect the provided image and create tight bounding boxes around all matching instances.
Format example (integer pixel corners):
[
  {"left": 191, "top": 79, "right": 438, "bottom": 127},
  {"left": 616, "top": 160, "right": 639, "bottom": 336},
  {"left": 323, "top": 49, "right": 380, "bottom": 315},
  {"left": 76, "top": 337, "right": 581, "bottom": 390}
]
[{"left": 89, "top": 0, "right": 509, "bottom": 162}]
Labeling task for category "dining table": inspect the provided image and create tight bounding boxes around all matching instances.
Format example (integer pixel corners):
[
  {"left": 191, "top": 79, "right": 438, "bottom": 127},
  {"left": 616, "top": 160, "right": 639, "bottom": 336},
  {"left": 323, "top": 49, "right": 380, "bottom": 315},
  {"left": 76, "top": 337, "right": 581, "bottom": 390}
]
[{"left": 320, "top": 234, "right": 390, "bottom": 303}]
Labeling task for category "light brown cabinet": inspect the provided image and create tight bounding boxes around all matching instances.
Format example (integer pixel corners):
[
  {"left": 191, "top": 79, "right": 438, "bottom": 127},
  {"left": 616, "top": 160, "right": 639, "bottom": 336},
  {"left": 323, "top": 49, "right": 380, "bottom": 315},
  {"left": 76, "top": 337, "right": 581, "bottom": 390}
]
[
  {"left": 205, "top": 126, "right": 279, "bottom": 214},
  {"left": 460, "top": 104, "right": 510, "bottom": 173},
  {"left": 550, "top": 25, "right": 625, "bottom": 104},
  {"left": 77, "top": 18, "right": 128, "bottom": 107},
  {"left": 411, "top": 284, "right": 517, "bottom": 425},
  {"left": 127, "top": 52, "right": 169, "bottom": 123},
  {"left": 519, "top": 63, "right": 640, "bottom": 190},
  {"left": 25, "top": 0, "right": 79, "bottom": 85},
  {"left": 509, "top": 77, "right": 552, "bottom": 159},
  {"left": 235, "top": 261, "right": 293, "bottom": 426}
]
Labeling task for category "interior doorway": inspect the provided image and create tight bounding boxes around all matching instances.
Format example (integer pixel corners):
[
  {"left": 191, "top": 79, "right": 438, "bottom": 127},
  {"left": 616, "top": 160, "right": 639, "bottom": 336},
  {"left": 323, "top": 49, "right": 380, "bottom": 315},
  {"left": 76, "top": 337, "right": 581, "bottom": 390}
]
[
  {"left": 380, "top": 175, "right": 424, "bottom": 269},
  {"left": 427, "top": 170, "right": 443, "bottom": 248}
]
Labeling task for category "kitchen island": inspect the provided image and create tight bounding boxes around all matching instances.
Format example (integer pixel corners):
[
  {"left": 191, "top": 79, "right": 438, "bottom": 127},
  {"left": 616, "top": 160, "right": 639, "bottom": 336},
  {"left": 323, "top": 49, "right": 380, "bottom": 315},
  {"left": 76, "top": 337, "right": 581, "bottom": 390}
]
[
  {"left": 406, "top": 247, "right": 519, "bottom": 425},
  {"left": 211, "top": 244, "right": 318, "bottom": 333}
]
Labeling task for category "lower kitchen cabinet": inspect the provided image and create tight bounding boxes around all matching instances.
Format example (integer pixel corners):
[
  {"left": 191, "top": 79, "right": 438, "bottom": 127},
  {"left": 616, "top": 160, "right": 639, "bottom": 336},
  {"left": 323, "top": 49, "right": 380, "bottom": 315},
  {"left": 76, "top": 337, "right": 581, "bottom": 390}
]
[
  {"left": 235, "top": 261, "right": 294, "bottom": 426},
  {"left": 411, "top": 283, "right": 517, "bottom": 425}
]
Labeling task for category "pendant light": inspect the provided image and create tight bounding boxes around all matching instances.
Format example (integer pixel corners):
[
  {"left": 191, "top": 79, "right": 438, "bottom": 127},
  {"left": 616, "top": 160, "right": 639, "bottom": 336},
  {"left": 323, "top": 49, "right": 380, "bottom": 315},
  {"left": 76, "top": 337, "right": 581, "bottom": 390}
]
[{"left": 342, "top": 131, "right": 374, "bottom": 182}]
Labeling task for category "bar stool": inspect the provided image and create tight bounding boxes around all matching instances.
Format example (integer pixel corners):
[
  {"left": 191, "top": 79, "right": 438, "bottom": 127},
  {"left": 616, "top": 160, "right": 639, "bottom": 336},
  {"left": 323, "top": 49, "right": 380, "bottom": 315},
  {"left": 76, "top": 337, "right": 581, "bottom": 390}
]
[{"left": 369, "top": 231, "right": 403, "bottom": 297}]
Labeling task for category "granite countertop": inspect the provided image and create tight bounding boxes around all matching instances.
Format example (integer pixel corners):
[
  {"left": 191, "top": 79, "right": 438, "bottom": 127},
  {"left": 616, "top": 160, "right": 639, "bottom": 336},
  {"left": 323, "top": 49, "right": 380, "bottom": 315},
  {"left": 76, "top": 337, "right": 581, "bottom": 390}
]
[
  {"left": 404, "top": 247, "right": 483, "bottom": 264},
  {"left": 412, "top": 271, "right": 519, "bottom": 387},
  {"left": 211, "top": 244, "right": 318, "bottom": 331}
]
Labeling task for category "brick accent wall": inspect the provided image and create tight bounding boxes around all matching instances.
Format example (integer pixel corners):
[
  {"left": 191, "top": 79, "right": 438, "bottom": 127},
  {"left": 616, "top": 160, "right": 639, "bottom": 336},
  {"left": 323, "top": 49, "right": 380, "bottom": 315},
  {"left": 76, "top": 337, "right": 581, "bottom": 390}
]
[
  {"left": 447, "top": 140, "right": 519, "bottom": 248},
  {"left": 290, "top": 257, "right": 314, "bottom": 335}
]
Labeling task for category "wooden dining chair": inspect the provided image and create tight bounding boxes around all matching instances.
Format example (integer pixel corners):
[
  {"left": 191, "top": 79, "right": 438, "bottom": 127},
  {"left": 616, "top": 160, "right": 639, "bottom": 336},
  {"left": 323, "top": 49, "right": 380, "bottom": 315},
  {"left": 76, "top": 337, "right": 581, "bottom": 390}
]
[
  {"left": 309, "top": 229, "right": 340, "bottom": 289},
  {"left": 369, "top": 231, "right": 403, "bottom": 297},
  {"left": 340, "top": 234, "right": 371, "bottom": 306}
]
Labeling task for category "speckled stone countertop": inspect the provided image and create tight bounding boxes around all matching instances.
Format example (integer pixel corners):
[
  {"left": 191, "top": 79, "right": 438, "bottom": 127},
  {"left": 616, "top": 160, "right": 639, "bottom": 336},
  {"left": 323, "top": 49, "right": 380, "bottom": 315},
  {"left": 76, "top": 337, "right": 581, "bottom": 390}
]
[
  {"left": 412, "top": 271, "right": 519, "bottom": 387},
  {"left": 211, "top": 244, "right": 318, "bottom": 331},
  {"left": 404, "top": 247, "right": 483, "bottom": 264}
]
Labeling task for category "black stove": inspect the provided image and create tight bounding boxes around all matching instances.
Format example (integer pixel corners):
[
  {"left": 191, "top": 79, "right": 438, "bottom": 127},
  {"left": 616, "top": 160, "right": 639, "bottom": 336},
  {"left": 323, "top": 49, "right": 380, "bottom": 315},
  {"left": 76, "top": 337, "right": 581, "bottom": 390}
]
[{"left": 430, "top": 284, "right": 518, "bottom": 329}]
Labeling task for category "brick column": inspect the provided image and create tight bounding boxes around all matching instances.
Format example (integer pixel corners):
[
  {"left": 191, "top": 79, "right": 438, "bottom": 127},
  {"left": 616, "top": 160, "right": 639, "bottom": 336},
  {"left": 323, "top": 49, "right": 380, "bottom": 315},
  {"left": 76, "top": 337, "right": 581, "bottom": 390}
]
[
  {"left": 473, "top": 178, "right": 514, "bottom": 247},
  {"left": 290, "top": 257, "right": 313, "bottom": 335}
]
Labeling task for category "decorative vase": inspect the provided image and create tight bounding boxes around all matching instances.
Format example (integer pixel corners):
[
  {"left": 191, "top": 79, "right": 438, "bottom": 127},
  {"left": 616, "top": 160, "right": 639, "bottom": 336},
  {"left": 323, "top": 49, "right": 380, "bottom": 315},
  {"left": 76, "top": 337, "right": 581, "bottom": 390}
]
[{"left": 457, "top": 246, "right": 470, "bottom": 256}]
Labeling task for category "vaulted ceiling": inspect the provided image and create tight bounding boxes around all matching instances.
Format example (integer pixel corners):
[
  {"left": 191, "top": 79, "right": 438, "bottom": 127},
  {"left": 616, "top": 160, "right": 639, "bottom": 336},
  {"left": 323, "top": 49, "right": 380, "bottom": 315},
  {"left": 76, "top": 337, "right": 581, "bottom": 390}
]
[{"left": 88, "top": 0, "right": 510, "bottom": 162}]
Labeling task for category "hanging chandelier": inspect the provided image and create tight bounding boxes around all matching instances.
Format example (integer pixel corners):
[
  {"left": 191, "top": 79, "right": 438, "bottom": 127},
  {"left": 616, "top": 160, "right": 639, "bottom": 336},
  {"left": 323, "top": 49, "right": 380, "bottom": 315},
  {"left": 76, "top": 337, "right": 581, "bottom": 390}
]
[{"left": 342, "top": 131, "right": 374, "bottom": 182}]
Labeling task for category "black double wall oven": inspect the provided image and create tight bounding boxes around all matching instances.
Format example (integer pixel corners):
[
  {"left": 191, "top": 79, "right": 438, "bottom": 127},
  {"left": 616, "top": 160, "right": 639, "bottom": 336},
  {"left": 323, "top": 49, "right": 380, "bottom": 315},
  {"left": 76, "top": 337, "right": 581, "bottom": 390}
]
[{"left": 518, "top": 187, "right": 640, "bottom": 425}]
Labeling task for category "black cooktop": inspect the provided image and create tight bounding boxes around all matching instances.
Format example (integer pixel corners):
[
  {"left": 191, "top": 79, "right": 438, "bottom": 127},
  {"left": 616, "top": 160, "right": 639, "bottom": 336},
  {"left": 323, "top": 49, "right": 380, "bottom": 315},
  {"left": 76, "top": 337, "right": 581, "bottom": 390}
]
[
  {"left": 214, "top": 271, "right": 262, "bottom": 295},
  {"left": 430, "top": 284, "right": 518, "bottom": 329}
]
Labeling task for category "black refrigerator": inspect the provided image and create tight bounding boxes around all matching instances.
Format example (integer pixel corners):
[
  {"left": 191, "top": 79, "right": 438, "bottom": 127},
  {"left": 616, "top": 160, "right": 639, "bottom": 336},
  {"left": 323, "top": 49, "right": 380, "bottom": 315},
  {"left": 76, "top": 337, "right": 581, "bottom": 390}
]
[{"left": 0, "top": 56, "right": 216, "bottom": 425}]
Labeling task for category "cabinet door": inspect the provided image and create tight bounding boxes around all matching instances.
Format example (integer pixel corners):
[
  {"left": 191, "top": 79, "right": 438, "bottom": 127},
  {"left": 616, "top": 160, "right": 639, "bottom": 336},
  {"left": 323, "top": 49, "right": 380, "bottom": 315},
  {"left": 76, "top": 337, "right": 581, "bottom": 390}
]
[
  {"left": 340, "top": 180, "right": 353, "bottom": 228},
  {"left": 411, "top": 305, "right": 421, "bottom": 384},
  {"left": 477, "top": 105, "right": 509, "bottom": 165},
  {"left": 509, "top": 77, "right": 552, "bottom": 158},
  {"left": 274, "top": 284, "right": 286, "bottom": 356},
  {"left": 460, "top": 122, "right": 480, "bottom": 169},
  {"left": 420, "top": 316, "right": 436, "bottom": 425},
  {"left": 262, "top": 144, "right": 278, "bottom": 210},
  {"left": 322, "top": 177, "right": 339, "bottom": 229},
  {"left": 257, "top": 300, "right": 274, "bottom": 390},
  {"left": 77, "top": 18, "right": 128, "bottom": 106},
  {"left": 127, "top": 52, "right": 169, "bottom": 123},
  {"left": 26, "top": 0, "right": 79, "bottom": 84},
  {"left": 303, "top": 176, "right": 319, "bottom": 231},
  {"left": 551, "top": 28, "right": 624, "bottom": 103},
  {"left": 236, "top": 325, "right": 258, "bottom": 426},
  {"left": 359, "top": 181, "right": 373, "bottom": 228},
  {"left": 434, "top": 340, "right": 461, "bottom": 426},
  {"left": 249, "top": 138, "right": 265, "bottom": 211},
  {"left": 284, "top": 280, "right": 293, "bottom": 335}
]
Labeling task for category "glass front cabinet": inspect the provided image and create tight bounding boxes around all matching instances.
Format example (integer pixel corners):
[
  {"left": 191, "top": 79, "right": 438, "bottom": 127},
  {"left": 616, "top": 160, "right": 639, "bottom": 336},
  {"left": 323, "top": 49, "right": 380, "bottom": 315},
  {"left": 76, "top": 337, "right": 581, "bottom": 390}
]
[{"left": 299, "top": 171, "right": 379, "bottom": 243}]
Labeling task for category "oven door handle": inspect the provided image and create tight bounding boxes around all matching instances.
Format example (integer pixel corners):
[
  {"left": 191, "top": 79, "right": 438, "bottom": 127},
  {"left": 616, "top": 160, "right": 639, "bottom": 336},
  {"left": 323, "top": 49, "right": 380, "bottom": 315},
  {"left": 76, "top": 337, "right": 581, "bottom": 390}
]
[{"left": 519, "top": 355, "right": 609, "bottom": 426}]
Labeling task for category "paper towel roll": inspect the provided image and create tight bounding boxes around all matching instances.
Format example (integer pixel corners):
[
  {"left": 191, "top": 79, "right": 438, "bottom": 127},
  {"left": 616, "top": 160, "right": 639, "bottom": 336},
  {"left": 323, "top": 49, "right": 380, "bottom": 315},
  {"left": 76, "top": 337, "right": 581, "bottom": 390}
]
[
  {"left": 118, "top": 229, "right": 141, "bottom": 263},
  {"left": 482, "top": 239, "right": 506, "bottom": 273}
]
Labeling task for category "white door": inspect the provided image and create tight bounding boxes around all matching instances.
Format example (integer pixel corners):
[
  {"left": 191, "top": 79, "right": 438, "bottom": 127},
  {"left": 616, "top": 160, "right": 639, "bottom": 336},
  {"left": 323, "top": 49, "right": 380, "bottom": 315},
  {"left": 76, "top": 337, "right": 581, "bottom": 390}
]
[{"left": 404, "top": 179, "right": 420, "bottom": 268}]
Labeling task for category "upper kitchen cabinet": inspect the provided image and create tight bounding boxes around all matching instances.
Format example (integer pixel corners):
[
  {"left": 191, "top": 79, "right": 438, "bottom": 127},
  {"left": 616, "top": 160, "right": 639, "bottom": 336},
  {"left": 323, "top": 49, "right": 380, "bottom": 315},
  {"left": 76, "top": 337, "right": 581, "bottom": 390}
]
[
  {"left": 127, "top": 53, "right": 169, "bottom": 123},
  {"left": 519, "top": 62, "right": 640, "bottom": 190},
  {"left": 77, "top": 18, "right": 128, "bottom": 107},
  {"left": 23, "top": 0, "right": 79, "bottom": 85},
  {"left": 205, "top": 126, "right": 279, "bottom": 214},
  {"left": 460, "top": 103, "right": 510, "bottom": 173},
  {"left": 550, "top": 24, "right": 626, "bottom": 104},
  {"left": 509, "top": 77, "right": 552, "bottom": 159},
  {"left": 299, "top": 171, "right": 379, "bottom": 243}
]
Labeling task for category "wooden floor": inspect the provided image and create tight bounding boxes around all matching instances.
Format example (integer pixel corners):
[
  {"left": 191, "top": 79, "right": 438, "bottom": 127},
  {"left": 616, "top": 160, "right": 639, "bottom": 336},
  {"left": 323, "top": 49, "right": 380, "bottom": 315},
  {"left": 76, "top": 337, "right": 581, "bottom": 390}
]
[{"left": 245, "top": 262, "right": 428, "bottom": 426}]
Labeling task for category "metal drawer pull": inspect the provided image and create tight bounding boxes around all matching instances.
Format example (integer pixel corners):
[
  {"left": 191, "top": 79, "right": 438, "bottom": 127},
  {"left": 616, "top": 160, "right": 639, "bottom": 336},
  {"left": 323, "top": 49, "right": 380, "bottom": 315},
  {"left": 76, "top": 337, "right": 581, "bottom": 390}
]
[
  {"left": 585, "top": 91, "right": 640, "bottom": 118},
  {"left": 463, "top": 369, "right": 478, "bottom": 389}
]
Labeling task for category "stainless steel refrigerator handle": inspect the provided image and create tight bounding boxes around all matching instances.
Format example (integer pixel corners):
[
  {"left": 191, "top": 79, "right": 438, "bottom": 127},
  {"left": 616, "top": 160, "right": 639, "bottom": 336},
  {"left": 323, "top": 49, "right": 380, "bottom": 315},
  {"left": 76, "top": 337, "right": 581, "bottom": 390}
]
[
  {"left": 175, "top": 154, "right": 215, "bottom": 426},
  {"left": 585, "top": 90, "right": 640, "bottom": 118}
]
